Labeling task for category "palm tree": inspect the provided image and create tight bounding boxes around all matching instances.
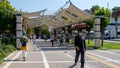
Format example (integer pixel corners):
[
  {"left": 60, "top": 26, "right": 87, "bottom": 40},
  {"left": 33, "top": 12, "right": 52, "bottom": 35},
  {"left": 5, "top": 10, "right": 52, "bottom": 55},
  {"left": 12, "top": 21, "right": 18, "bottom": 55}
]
[{"left": 112, "top": 7, "right": 120, "bottom": 39}]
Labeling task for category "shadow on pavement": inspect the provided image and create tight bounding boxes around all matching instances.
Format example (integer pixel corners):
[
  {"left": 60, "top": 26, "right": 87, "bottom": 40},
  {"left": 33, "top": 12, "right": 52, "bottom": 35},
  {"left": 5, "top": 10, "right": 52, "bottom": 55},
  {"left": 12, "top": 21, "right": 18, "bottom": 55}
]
[
  {"left": 69, "top": 64, "right": 76, "bottom": 68},
  {"left": 4, "top": 59, "right": 23, "bottom": 62},
  {"left": 35, "top": 41, "right": 96, "bottom": 51}
]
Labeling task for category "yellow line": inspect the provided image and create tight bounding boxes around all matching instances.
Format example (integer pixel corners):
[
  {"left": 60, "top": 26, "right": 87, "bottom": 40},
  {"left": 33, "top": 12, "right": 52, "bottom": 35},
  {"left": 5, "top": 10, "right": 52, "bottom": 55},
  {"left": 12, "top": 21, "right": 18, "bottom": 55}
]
[{"left": 86, "top": 54, "right": 120, "bottom": 68}]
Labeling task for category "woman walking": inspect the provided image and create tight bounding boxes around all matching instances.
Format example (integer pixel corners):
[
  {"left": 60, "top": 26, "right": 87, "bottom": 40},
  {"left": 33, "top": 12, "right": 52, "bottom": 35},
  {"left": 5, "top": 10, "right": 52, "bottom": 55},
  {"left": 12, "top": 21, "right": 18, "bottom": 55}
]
[{"left": 20, "top": 31, "right": 29, "bottom": 61}]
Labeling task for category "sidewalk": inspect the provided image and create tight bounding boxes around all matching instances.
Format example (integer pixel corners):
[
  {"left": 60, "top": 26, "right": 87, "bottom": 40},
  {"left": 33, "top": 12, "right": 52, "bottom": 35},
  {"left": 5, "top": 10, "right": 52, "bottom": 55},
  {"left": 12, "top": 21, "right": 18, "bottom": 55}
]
[
  {"left": 0, "top": 39, "right": 120, "bottom": 68},
  {"left": 1, "top": 40, "right": 44, "bottom": 68},
  {"left": 104, "top": 40, "right": 120, "bottom": 43},
  {"left": 0, "top": 40, "right": 75, "bottom": 68}
]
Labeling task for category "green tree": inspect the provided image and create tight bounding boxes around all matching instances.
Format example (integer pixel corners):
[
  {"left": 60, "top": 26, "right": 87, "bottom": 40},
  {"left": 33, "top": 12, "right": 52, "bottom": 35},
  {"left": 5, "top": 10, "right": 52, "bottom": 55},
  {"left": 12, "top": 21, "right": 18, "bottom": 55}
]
[
  {"left": 34, "top": 27, "right": 40, "bottom": 35},
  {"left": 84, "top": 9, "right": 91, "bottom": 14},
  {"left": 94, "top": 7, "right": 111, "bottom": 46},
  {"left": 90, "top": 5, "right": 100, "bottom": 14},
  {"left": 34, "top": 24, "right": 50, "bottom": 36},
  {"left": 27, "top": 27, "right": 34, "bottom": 35},
  {"left": 0, "top": 1, "right": 15, "bottom": 34},
  {"left": 86, "top": 19, "right": 94, "bottom": 44},
  {"left": 112, "top": 7, "right": 120, "bottom": 39},
  {"left": 41, "top": 28, "right": 50, "bottom": 36}
]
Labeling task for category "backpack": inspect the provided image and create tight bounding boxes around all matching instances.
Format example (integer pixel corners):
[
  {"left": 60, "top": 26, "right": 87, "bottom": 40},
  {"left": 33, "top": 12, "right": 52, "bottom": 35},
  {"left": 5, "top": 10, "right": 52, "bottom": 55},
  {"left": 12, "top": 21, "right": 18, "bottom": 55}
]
[{"left": 22, "top": 40, "right": 27, "bottom": 46}]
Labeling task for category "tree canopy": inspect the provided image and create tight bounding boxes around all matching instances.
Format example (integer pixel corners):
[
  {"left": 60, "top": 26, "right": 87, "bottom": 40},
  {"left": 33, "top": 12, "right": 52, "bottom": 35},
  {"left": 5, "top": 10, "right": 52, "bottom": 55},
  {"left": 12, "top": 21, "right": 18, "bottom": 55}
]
[
  {"left": 0, "top": 1, "right": 16, "bottom": 34},
  {"left": 90, "top": 5, "right": 100, "bottom": 15},
  {"left": 94, "top": 7, "right": 111, "bottom": 46},
  {"left": 112, "top": 7, "right": 120, "bottom": 21},
  {"left": 34, "top": 24, "right": 50, "bottom": 36},
  {"left": 112, "top": 7, "right": 120, "bottom": 38},
  {"left": 95, "top": 7, "right": 111, "bottom": 32}
]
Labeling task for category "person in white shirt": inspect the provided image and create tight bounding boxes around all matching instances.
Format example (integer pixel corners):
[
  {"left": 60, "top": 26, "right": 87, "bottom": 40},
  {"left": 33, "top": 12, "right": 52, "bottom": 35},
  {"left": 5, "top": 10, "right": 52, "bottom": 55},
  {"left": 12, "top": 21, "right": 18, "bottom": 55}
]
[
  {"left": 33, "top": 35, "right": 36, "bottom": 44},
  {"left": 50, "top": 34, "right": 54, "bottom": 47}
]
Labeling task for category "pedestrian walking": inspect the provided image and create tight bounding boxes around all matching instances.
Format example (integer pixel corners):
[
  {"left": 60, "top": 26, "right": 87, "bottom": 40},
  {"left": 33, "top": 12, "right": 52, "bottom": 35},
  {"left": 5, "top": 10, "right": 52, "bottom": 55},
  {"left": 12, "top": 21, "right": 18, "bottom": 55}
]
[
  {"left": 29, "top": 35, "right": 33, "bottom": 42},
  {"left": 60, "top": 35, "right": 64, "bottom": 46},
  {"left": 74, "top": 30, "right": 86, "bottom": 68},
  {"left": 33, "top": 34, "right": 36, "bottom": 44},
  {"left": 50, "top": 34, "right": 54, "bottom": 47},
  {"left": 43, "top": 35, "right": 47, "bottom": 42},
  {"left": 20, "top": 31, "right": 29, "bottom": 61}
]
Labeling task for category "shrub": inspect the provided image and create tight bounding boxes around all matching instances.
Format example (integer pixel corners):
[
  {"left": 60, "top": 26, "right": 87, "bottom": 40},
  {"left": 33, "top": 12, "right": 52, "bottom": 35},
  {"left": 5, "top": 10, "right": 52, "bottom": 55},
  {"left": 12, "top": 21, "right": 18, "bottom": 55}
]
[
  {"left": 0, "top": 41, "right": 16, "bottom": 64},
  {"left": 0, "top": 50, "right": 6, "bottom": 63},
  {"left": 1, "top": 37, "right": 16, "bottom": 45}
]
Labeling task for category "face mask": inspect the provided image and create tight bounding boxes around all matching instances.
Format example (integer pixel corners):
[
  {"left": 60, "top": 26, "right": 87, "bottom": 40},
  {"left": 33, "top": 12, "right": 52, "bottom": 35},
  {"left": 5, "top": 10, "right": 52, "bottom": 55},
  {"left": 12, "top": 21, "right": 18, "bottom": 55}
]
[{"left": 79, "top": 33, "right": 82, "bottom": 36}]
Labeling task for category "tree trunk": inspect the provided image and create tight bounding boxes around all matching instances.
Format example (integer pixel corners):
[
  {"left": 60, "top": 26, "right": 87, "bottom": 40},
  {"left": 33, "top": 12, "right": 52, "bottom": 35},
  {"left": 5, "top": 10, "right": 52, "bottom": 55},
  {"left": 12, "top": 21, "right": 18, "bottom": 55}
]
[
  {"left": 101, "top": 32, "right": 104, "bottom": 46},
  {"left": 115, "top": 21, "right": 118, "bottom": 39},
  {"left": 87, "top": 32, "right": 90, "bottom": 44},
  {"left": 2, "top": 32, "right": 5, "bottom": 42},
  {"left": 2, "top": 32, "right": 5, "bottom": 38}
]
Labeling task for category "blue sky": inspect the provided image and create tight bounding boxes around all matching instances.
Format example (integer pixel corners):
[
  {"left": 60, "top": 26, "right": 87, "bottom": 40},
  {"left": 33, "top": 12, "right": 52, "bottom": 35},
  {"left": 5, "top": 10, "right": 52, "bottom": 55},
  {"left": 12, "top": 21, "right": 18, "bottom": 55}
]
[{"left": 8, "top": 0, "right": 120, "bottom": 14}]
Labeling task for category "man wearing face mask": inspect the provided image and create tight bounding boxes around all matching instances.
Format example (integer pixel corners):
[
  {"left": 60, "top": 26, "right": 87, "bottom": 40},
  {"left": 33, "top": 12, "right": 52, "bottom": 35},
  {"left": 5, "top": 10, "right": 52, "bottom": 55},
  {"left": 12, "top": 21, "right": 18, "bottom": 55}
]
[{"left": 74, "top": 29, "right": 86, "bottom": 68}]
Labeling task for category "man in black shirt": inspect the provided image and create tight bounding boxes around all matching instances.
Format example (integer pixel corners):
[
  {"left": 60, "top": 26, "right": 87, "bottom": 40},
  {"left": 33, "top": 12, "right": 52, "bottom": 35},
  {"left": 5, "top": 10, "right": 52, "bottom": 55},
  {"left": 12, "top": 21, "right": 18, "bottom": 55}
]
[{"left": 74, "top": 30, "right": 86, "bottom": 68}]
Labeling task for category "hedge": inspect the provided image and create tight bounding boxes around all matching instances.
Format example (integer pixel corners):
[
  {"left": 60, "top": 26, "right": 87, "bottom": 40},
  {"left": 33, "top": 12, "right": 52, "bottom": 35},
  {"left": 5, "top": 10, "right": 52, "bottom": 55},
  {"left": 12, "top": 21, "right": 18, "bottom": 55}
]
[{"left": 0, "top": 40, "right": 16, "bottom": 64}]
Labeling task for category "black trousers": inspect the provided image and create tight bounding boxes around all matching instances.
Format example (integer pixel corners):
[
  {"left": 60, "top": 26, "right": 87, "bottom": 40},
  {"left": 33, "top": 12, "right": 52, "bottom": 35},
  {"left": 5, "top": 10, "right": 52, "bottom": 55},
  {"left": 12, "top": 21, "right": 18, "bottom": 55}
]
[
  {"left": 51, "top": 40, "right": 54, "bottom": 47},
  {"left": 75, "top": 49, "right": 85, "bottom": 68}
]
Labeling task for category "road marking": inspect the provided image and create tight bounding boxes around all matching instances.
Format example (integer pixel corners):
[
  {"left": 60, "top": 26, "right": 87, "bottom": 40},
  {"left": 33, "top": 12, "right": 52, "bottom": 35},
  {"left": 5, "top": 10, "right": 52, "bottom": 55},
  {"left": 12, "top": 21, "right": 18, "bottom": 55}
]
[
  {"left": 49, "top": 60, "right": 96, "bottom": 63},
  {"left": 86, "top": 52, "right": 120, "bottom": 68},
  {"left": 40, "top": 47, "right": 66, "bottom": 49},
  {"left": 12, "top": 60, "right": 96, "bottom": 64},
  {"left": 4, "top": 51, "right": 16, "bottom": 60},
  {"left": 65, "top": 53, "right": 91, "bottom": 68},
  {"left": 12, "top": 61, "right": 44, "bottom": 63},
  {"left": 39, "top": 47, "right": 49, "bottom": 68},
  {"left": 87, "top": 52, "right": 120, "bottom": 64},
  {"left": 87, "top": 52, "right": 111, "bottom": 60},
  {"left": 27, "top": 52, "right": 42, "bottom": 53},
  {"left": 65, "top": 53, "right": 74, "bottom": 59},
  {"left": 2, "top": 51, "right": 22, "bottom": 68},
  {"left": 97, "top": 50, "right": 120, "bottom": 56}
]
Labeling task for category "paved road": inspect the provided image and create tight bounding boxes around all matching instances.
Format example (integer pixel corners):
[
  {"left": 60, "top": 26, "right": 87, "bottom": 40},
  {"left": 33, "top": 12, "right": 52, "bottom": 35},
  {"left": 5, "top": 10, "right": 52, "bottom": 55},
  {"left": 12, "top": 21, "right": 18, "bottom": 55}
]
[{"left": 0, "top": 39, "right": 120, "bottom": 68}]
